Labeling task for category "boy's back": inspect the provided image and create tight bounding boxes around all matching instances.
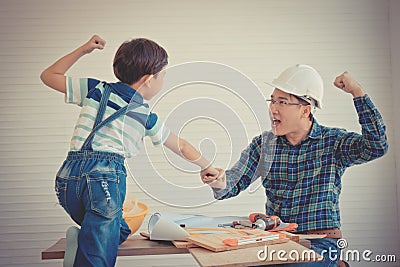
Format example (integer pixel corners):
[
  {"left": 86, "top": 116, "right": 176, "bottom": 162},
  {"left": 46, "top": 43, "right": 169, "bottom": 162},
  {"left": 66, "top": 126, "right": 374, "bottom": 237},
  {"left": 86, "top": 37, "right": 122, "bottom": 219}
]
[{"left": 66, "top": 77, "right": 169, "bottom": 157}]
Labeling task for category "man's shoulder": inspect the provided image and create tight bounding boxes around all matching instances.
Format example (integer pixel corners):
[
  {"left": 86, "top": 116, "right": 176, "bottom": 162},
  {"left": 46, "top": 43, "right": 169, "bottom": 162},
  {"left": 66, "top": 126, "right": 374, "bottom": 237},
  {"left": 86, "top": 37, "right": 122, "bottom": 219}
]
[{"left": 317, "top": 122, "right": 349, "bottom": 138}]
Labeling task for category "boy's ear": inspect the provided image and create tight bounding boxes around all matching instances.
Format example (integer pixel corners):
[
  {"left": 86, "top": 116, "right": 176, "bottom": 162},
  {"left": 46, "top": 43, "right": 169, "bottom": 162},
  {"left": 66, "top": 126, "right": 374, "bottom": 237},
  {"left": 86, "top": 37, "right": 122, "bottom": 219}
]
[
  {"left": 136, "top": 74, "right": 153, "bottom": 87},
  {"left": 143, "top": 74, "right": 154, "bottom": 85}
]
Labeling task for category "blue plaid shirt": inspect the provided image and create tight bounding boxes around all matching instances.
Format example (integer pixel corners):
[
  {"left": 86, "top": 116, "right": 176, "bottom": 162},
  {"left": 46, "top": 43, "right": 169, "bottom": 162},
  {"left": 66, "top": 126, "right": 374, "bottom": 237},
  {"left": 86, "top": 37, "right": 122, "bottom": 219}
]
[{"left": 213, "top": 95, "right": 388, "bottom": 232}]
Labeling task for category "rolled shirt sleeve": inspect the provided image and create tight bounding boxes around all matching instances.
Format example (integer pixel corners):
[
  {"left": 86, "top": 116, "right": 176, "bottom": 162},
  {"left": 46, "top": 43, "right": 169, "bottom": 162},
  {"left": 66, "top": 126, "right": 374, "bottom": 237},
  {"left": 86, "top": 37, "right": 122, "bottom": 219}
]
[
  {"left": 65, "top": 77, "right": 99, "bottom": 107},
  {"left": 335, "top": 94, "right": 388, "bottom": 167},
  {"left": 145, "top": 113, "right": 171, "bottom": 146}
]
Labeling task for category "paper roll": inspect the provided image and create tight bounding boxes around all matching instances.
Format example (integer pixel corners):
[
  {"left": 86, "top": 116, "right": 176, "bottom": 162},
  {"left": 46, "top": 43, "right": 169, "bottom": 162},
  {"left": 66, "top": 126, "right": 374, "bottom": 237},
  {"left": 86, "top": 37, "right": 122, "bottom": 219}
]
[{"left": 148, "top": 213, "right": 191, "bottom": 241}]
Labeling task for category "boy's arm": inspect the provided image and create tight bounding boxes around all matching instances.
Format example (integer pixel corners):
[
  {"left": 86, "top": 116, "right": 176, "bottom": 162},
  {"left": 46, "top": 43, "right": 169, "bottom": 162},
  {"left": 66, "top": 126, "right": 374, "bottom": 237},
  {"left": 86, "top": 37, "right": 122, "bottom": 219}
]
[
  {"left": 40, "top": 35, "right": 106, "bottom": 93},
  {"left": 163, "top": 132, "right": 219, "bottom": 177}
]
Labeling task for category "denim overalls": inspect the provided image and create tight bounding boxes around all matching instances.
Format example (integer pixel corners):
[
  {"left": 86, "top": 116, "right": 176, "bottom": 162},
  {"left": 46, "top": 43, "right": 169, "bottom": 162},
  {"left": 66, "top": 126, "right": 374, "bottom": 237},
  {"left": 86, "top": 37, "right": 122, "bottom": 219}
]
[{"left": 55, "top": 84, "right": 139, "bottom": 266}]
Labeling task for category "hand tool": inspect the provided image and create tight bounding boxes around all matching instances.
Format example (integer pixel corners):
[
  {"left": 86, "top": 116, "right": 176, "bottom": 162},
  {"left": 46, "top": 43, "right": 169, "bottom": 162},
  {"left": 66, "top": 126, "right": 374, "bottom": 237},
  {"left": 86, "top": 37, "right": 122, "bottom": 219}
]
[
  {"left": 218, "top": 220, "right": 253, "bottom": 229},
  {"left": 249, "top": 213, "right": 281, "bottom": 231}
]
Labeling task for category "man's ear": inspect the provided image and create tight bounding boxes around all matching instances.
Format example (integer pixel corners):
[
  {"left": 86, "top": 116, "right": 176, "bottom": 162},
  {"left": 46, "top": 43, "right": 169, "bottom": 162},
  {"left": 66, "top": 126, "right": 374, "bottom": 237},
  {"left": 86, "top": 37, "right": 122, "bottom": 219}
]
[{"left": 302, "top": 105, "right": 312, "bottom": 118}]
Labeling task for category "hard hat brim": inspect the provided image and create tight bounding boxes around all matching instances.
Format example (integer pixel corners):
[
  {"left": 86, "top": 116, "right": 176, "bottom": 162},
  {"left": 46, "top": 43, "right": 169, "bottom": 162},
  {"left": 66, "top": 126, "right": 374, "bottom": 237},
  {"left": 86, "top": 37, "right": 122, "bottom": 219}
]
[
  {"left": 264, "top": 81, "right": 322, "bottom": 109},
  {"left": 264, "top": 81, "right": 299, "bottom": 97}
]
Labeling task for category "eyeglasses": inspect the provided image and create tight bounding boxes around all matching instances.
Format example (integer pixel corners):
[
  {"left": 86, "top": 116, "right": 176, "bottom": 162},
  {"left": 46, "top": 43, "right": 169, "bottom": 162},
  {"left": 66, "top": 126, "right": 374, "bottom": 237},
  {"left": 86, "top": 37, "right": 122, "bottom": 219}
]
[{"left": 266, "top": 99, "right": 307, "bottom": 107}]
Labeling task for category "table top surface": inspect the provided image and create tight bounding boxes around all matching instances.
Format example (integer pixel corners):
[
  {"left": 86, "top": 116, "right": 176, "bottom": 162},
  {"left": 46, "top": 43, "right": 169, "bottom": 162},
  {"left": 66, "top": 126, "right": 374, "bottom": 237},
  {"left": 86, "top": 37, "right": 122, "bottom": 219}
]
[
  {"left": 189, "top": 240, "right": 321, "bottom": 267},
  {"left": 41, "top": 235, "right": 189, "bottom": 260},
  {"left": 42, "top": 235, "right": 319, "bottom": 266}
]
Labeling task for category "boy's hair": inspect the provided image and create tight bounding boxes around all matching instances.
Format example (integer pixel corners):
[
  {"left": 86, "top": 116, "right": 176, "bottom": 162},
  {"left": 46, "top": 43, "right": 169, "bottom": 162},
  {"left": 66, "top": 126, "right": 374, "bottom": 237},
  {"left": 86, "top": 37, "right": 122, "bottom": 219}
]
[{"left": 113, "top": 38, "right": 168, "bottom": 85}]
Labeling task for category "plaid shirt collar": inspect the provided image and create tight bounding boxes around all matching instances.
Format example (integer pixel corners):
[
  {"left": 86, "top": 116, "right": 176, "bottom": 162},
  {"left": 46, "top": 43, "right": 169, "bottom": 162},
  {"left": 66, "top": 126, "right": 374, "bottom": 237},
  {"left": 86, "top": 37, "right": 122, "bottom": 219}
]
[{"left": 278, "top": 118, "right": 323, "bottom": 145}]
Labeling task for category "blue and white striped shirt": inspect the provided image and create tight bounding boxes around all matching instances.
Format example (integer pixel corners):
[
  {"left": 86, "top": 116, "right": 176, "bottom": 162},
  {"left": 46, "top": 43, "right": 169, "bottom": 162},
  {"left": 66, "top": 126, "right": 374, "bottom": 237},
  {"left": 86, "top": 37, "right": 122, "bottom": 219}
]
[{"left": 65, "top": 77, "right": 170, "bottom": 157}]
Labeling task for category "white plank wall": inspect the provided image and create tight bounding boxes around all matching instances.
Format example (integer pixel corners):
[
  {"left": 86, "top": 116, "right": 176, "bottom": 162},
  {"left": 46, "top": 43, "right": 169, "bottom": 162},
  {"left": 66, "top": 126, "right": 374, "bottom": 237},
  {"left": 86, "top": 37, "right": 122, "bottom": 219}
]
[
  {"left": 390, "top": 0, "right": 400, "bottom": 243},
  {"left": 0, "top": 0, "right": 399, "bottom": 266}
]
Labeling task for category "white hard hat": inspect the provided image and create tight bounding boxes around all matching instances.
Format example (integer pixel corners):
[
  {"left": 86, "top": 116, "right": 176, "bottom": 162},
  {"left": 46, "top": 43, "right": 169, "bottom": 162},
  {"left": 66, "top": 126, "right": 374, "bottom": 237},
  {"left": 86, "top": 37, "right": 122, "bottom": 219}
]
[{"left": 266, "top": 64, "right": 324, "bottom": 109}]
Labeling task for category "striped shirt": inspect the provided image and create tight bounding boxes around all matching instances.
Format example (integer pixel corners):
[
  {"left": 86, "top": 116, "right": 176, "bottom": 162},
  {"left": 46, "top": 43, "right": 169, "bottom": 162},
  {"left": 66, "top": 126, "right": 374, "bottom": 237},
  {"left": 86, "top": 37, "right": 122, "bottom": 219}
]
[
  {"left": 65, "top": 77, "right": 170, "bottom": 157},
  {"left": 213, "top": 95, "right": 388, "bottom": 232}
]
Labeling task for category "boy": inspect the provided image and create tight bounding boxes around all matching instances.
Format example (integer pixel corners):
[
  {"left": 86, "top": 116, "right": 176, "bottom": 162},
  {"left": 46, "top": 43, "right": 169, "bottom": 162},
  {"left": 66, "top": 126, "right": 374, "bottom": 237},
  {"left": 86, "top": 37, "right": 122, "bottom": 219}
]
[{"left": 41, "top": 35, "right": 219, "bottom": 267}]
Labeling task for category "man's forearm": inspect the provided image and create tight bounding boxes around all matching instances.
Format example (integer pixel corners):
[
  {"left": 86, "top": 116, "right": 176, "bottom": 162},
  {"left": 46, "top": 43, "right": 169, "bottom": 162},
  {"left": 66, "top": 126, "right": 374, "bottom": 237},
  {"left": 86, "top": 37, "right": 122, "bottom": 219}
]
[{"left": 350, "top": 86, "right": 365, "bottom": 98}]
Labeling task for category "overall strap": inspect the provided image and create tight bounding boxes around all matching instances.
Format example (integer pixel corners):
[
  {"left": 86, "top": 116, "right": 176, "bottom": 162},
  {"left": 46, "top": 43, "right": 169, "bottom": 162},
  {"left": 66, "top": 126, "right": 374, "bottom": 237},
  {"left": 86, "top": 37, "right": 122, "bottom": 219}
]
[
  {"left": 80, "top": 83, "right": 142, "bottom": 151},
  {"left": 93, "top": 83, "right": 112, "bottom": 129}
]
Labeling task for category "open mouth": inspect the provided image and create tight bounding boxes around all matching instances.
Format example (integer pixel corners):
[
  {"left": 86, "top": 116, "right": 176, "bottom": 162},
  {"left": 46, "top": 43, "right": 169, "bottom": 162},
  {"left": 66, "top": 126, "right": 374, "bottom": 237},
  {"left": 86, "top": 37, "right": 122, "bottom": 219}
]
[{"left": 272, "top": 119, "right": 281, "bottom": 126}]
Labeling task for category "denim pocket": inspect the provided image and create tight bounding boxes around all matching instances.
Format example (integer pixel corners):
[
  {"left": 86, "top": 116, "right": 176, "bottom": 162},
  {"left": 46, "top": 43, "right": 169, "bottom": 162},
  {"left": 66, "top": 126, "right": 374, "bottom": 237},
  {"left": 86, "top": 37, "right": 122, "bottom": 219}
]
[
  {"left": 55, "top": 178, "right": 70, "bottom": 214},
  {"left": 86, "top": 171, "right": 121, "bottom": 218}
]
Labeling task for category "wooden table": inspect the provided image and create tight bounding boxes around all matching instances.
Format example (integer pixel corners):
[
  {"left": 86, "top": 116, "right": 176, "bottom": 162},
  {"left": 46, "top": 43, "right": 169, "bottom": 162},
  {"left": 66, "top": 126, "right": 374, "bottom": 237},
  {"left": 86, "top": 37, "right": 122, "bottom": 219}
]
[
  {"left": 42, "top": 235, "right": 188, "bottom": 260},
  {"left": 42, "top": 236, "right": 319, "bottom": 266},
  {"left": 189, "top": 240, "right": 320, "bottom": 267}
]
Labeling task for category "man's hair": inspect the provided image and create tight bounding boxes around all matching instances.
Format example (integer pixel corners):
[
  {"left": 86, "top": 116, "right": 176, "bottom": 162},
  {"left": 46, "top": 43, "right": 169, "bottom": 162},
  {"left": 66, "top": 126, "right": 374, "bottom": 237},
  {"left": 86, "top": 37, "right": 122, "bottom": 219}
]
[
  {"left": 113, "top": 38, "right": 168, "bottom": 84},
  {"left": 293, "top": 95, "right": 314, "bottom": 121}
]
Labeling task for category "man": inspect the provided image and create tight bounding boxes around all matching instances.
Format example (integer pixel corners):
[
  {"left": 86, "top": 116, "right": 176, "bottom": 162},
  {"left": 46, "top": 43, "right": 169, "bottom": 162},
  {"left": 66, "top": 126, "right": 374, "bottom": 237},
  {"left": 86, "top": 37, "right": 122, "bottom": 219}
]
[{"left": 202, "top": 64, "right": 388, "bottom": 266}]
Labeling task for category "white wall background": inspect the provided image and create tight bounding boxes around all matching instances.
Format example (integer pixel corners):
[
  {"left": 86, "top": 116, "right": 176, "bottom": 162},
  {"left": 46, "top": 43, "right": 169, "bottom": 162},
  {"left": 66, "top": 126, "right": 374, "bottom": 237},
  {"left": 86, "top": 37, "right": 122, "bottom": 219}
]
[
  {"left": 0, "top": 0, "right": 399, "bottom": 266},
  {"left": 391, "top": 0, "right": 400, "bottom": 243}
]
